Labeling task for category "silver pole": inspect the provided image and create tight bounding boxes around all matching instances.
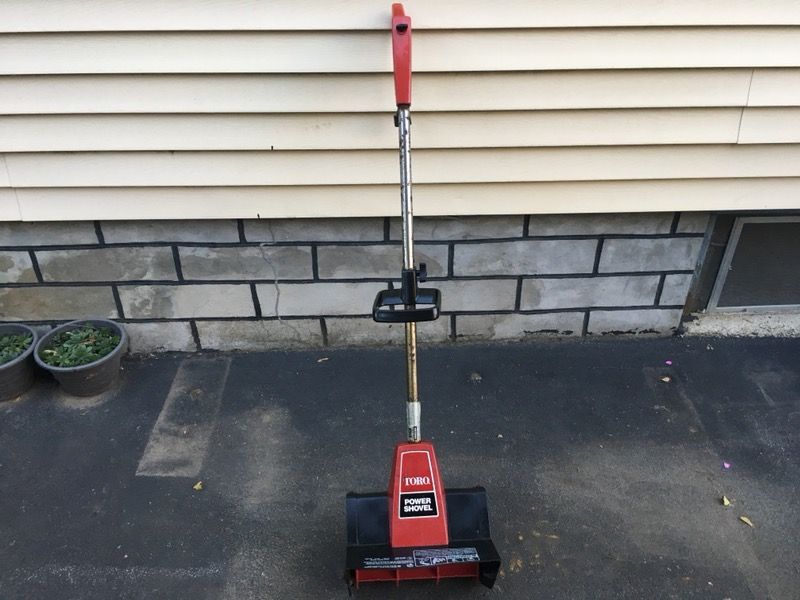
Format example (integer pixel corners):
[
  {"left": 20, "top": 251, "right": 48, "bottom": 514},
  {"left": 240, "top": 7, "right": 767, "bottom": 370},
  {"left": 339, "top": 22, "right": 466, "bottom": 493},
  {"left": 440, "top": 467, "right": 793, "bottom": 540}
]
[
  {"left": 398, "top": 107, "right": 414, "bottom": 271},
  {"left": 397, "top": 107, "right": 420, "bottom": 443}
]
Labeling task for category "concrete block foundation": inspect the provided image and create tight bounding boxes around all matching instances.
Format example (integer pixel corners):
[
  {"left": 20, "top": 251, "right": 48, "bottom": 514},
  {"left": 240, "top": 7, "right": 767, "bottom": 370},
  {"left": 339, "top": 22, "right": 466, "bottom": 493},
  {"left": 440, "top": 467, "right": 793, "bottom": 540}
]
[{"left": 0, "top": 212, "right": 709, "bottom": 352}]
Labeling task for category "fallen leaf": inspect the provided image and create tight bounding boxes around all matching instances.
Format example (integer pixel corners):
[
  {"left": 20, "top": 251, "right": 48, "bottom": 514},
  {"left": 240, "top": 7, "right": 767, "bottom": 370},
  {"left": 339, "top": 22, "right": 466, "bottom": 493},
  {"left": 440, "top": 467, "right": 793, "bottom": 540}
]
[
  {"left": 192, "top": 481, "right": 204, "bottom": 491},
  {"left": 546, "top": 534, "right": 560, "bottom": 540},
  {"left": 739, "top": 515, "right": 754, "bottom": 528},
  {"left": 660, "top": 376, "right": 671, "bottom": 383},
  {"left": 316, "top": 357, "right": 329, "bottom": 363},
  {"left": 721, "top": 496, "right": 731, "bottom": 507}
]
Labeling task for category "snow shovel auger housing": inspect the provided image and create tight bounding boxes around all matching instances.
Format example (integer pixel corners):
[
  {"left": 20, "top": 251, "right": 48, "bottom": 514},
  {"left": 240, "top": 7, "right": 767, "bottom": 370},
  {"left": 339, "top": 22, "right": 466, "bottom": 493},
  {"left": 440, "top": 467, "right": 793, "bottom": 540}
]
[{"left": 345, "top": 4, "right": 501, "bottom": 589}]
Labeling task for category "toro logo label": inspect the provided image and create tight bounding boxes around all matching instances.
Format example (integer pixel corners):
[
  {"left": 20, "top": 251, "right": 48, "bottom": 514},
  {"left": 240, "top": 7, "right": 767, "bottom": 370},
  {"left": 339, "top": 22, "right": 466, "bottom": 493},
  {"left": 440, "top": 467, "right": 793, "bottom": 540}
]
[
  {"left": 404, "top": 476, "right": 431, "bottom": 487},
  {"left": 398, "top": 450, "right": 439, "bottom": 519}
]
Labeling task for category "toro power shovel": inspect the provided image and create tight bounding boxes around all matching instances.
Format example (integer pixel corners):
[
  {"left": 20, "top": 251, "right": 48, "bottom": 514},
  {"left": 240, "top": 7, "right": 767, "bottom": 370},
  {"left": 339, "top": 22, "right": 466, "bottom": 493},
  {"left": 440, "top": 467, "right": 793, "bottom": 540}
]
[{"left": 345, "top": 4, "right": 501, "bottom": 589}]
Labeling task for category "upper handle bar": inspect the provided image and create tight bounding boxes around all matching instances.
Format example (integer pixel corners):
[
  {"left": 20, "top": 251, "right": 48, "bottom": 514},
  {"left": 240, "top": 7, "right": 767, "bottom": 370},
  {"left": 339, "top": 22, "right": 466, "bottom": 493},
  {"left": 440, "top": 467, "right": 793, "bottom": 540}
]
[{"left": 391, "top": 3, "right": 412, "bottom": 107}]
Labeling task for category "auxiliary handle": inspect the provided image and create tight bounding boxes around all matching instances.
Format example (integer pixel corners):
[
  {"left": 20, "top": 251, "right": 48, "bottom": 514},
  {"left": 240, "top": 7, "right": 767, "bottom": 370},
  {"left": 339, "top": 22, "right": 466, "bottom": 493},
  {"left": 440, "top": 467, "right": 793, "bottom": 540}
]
[{"left": 373, "top": 266, "right": 441, "bottom": 323}]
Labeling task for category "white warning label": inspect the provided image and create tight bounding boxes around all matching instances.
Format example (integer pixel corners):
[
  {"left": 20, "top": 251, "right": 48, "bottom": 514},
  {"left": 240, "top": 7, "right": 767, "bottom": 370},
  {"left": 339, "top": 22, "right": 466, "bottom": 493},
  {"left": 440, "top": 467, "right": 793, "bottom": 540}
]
[
  {"left": 362, "top": 556, "right": 414, "bottom": 569},
  {"left": 412, "top": 547, "right": 480, "bottom": 567}
]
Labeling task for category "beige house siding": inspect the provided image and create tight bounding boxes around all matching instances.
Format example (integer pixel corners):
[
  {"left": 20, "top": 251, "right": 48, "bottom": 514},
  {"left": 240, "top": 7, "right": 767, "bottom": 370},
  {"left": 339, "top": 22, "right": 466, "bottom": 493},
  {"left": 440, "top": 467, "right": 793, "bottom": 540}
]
[
  {"left": 3, "top": 0, "right": 800, "bottom": 30},
  {"left": 0, "top": 1, "right": 799, "bottom": 221}
]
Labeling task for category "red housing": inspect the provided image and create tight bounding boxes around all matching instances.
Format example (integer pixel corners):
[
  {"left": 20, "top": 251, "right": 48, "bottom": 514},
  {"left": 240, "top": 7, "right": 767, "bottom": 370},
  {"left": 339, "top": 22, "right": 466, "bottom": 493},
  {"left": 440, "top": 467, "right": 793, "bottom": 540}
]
[
  {"left": 387, "top": 441, "right": 449, "bottom": 548},
  {"left": 391, "top": 3, "right": 412, "bottom": 106}
]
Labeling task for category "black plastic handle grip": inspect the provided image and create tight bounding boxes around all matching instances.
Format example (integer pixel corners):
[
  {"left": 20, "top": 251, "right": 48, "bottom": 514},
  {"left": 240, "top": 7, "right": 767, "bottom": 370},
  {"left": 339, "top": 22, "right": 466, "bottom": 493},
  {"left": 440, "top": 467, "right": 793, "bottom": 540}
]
[{"left": 372, "top": 288, "right": 441, "bottom": 323}]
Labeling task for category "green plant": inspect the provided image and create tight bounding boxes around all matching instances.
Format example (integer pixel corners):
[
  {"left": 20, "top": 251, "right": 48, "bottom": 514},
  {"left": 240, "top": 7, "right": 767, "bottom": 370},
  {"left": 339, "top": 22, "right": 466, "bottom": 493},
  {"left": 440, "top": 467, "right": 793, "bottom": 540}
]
[
  {"left": 0, "top": 333, "right": 33, "bottom": 366},
  {"left": 40, "top": 325, "right": 121, "bottom": 368}
]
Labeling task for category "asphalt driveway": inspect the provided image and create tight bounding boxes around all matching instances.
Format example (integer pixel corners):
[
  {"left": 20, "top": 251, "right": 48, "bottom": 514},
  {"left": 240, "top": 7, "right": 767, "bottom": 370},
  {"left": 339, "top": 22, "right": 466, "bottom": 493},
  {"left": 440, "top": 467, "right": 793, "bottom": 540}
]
[{"left": 2, "top": 337, "right": 799, "bottom": 599}]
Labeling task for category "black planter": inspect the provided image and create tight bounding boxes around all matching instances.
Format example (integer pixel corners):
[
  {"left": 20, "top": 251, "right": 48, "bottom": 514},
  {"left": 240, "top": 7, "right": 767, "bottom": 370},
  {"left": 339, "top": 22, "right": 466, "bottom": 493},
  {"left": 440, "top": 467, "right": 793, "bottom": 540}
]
[
  {"left": 34, "top": 319, "right": 127, "bottom": 397},
  {"left": 0, "top": 323, "right": 38, "bottom": 402}
]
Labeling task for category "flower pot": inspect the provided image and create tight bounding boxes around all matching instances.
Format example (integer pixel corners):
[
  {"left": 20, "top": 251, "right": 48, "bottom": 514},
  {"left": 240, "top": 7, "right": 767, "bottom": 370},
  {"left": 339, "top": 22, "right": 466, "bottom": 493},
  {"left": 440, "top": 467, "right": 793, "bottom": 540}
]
[
  {"left": 34, "top": 319, "right": 128, "bottom": 397},
  {"left": 0, "top": 323, "right": 38, "bottom": 401}
]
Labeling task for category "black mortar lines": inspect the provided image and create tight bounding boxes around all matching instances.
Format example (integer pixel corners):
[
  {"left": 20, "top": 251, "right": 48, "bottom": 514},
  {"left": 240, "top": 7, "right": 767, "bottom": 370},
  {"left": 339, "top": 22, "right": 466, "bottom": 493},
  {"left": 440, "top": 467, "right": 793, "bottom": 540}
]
[
  {"left": 311, "top": 246, "right": 320, "bottom": 280},
  {"left": 447, "top": 244, "right": 455, "bottom": 278},
  {"left": 190, "top": 321, "right": 202, "bottom": 351},
  {"left": 171, "top": 246, "right": 184, "bottom": 282},
  {"left": 28, "top": 250, "right": 43, "bottom": 283},
  {"left": 250, "top": 283, "right": 262, "bottom": 318},
  {"left": 111, "top": 286, "right": 125, "bottom": 319},
  {"left": 654, "top": 275, "right": 667, "bottom": 306},
  {"left": 592, "top": 238, "right": 605, "bottom": 275},
  {"left": 93, "top": 221, "right": 106, "bottom": 245},
  {"left": 320, "top": 317, "right": 329, "bottom": 346},
  {"left": 670, "top": 213, "right": 681, "bottom": 235}
]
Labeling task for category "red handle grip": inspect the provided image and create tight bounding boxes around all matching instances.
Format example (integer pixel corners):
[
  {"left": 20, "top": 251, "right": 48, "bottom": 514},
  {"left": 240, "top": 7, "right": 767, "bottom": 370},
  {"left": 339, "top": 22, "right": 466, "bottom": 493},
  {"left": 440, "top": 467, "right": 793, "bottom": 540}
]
[{"left": 391, "top": 3, "right": 411, "bottom": 106}]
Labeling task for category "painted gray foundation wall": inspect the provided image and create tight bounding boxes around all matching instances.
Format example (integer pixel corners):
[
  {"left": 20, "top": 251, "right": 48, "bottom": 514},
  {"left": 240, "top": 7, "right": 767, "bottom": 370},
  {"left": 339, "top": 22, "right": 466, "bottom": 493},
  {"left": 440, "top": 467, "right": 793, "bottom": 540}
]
[{"left": 0, "top": 213, "right": 709, "bottom": 352}]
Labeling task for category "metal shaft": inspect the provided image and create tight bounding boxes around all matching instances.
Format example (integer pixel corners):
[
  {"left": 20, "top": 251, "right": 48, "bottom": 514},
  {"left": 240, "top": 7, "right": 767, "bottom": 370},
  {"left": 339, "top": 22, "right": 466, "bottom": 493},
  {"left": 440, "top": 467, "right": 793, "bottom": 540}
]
[
  {"left": 397, "top": 107, "right": 421, "bottom": 443},
  {"left": 405, "top": 323, "right": 420, "bottom": 442},
  {"left": 398, "top": 107, "right": 414, "bottom": 271}
]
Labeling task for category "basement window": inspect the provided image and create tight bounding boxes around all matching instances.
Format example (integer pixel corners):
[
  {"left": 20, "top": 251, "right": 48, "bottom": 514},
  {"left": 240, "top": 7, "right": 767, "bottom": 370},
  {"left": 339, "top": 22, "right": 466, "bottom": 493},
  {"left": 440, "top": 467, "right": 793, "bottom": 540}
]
[{"left": 708, "top": 216, "right": 800, "bottom": 312}]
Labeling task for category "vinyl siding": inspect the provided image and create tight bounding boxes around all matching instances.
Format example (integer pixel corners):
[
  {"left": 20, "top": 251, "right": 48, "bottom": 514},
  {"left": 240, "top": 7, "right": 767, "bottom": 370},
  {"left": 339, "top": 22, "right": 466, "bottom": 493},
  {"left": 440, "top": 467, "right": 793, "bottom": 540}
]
[
  {"left": 3, "top": 29, "right": 800, "bottom": 74},
  {"left": 3, "top": 0, "right": 800, "bottom": 30},
  {"left": 10, "top": 179, "right": 800, "bottom": 222},
  {"left": 1, "top": 1, "right": 799, "bottom": 221}
]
